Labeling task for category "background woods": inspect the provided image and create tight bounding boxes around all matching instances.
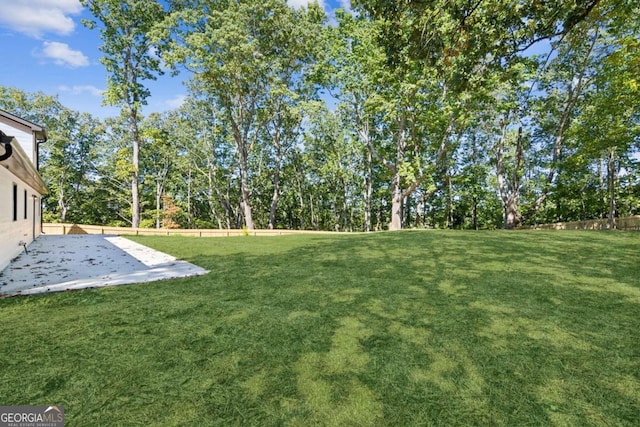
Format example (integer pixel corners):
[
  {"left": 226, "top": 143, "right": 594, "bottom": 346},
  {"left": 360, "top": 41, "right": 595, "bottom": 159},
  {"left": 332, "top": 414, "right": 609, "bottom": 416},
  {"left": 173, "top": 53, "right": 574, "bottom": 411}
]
[{"left": 2, "top": 0, "right": 638, "bottom": 230}]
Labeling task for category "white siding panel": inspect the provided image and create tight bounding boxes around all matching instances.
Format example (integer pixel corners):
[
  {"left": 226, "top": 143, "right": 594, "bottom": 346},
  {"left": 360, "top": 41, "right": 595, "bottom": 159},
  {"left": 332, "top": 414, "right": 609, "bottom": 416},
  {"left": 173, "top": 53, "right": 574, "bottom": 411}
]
[{"left": 0, "top": 166, "right": 42, "bottom": 271}]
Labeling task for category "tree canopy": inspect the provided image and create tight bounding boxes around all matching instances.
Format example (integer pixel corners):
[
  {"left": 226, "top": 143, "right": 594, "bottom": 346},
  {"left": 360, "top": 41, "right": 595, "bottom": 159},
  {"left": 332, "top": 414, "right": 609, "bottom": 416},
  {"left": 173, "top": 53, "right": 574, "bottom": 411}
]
[{"left": 3, "top": 0, "right": 638, "bottom": 230}]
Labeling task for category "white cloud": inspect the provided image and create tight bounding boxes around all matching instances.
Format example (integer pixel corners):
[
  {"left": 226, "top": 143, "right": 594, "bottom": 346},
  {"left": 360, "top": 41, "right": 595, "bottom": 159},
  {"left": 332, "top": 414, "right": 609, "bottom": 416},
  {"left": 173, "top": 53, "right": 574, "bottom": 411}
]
[
  {"left": 0, "top": 0, "right": 82, "bottom": 38},
  {"left": 287, "top": 0, "right": 325, "bottom": 10},
  {"left": 58, "top": 84, "right": 103, "bottom": 97},
  {"left": 165, "top": 94, "right": 186, "bottom": 109},
  {"left": 339, "top": 0, "right": 351, "bottom": 12},
  {"left": 41, "top": 41, "right": 89, "bottom": 67}
]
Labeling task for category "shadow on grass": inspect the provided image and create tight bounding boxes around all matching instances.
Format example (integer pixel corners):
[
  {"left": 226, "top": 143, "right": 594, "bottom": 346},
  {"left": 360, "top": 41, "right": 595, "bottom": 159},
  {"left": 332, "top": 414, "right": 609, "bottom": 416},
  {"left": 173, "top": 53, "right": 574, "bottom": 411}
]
[
  {"left": 0, "top": 231, "right": 638, "bottom": 425},
  {"left": 180, "top": 231, "right": 640, "bottom": 425}
]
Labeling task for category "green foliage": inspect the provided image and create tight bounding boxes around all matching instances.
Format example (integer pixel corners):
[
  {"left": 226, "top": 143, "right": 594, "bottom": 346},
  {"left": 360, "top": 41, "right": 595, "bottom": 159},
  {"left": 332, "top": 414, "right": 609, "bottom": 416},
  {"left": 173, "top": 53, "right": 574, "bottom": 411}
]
[
  {"left": 138, "top": 218, "right": 156, "bottom": 229},
  {"left": 0, "top": 87, "right": 106, "bottom": 224},
  {"left": 155, "top": 0, "right": 325, "bottom": 229},
  {"left": 80, "top": 0, "right": 166, "bottom": 228},
  {"left": 80, "top": 0, "right": 164, "bottom": 109},
  {"left": 3, "top": 0, "right": 638, "bottom": 230}
]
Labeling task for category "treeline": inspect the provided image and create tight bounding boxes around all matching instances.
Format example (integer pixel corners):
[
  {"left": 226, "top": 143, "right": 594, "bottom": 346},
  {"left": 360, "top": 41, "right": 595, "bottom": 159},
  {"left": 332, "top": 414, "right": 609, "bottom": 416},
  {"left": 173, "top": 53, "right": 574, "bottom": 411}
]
[{"left": 2, "top": 0, "right": 639, "bottom": 230}]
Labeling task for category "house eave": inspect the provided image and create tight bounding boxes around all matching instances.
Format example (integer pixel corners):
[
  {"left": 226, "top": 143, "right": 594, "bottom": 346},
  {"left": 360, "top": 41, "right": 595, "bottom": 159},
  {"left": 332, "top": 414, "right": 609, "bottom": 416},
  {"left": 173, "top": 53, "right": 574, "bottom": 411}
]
[
  {"left": 0, "top": 109, "right": 47, "bottom": 141},
  {"left": 0, "top": 135, "right": 48, "bottom": 195}
]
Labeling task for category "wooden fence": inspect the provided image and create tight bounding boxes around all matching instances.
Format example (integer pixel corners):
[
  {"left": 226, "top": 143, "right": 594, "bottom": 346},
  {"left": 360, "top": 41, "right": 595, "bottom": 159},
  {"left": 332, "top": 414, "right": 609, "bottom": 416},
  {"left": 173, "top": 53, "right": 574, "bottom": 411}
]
[
  {"left": 525, "top": 215, "right": 640, "bottom": 231},
  {"left": 42, "top": 217, "right": 640, "bottom": 236},
  {"left": 42, "top": 223, "right": 339, "bottom": 237}
]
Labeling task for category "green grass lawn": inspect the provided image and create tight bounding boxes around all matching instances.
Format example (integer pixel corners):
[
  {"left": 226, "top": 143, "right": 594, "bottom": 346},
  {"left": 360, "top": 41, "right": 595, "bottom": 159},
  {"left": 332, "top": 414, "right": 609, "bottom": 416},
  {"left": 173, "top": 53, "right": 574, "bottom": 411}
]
[{"left": 1, "top": 231, "right": 638, "bottom": 426}]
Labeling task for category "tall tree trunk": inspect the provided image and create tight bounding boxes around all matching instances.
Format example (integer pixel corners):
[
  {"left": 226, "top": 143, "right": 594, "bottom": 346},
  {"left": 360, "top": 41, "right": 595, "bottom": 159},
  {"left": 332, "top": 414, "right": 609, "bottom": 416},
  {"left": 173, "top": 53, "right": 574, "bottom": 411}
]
[
  {"left": 309, "top": 194, "right": 318, "bottom": 230},
  {"left": 237, "top": 138, "right": 254, "bottom": 230},
  {"left": 471, "top": 134, "right": 479, "bottom": 230},
  {"left": 58, "top": 177, "right": 67, "bottom": 223},
  {"left": 130, "top": 110, "right": 140, "bottom": 229},
  {"left": 204, "top": 167, "right": 224, "bottom": 229},
  {"left": 447, "top": 173, "right": 454, "bottom": 229},
  {"left": 472, "top": 195, "right": 478, "bottom": 230},
  {"left": 496, "top": 121, "right": 523, "bottom": 229},
  {"left": 342, "top": 177, "right": 349, "bottom": 231},
  {"left": 404, "top": 193, "right": 412, "bottom": 228},
  {"left": 209, "top": 193, "right": 223, "bottom": 230},
  {"left": 355, "top": 104, "right": 373, "bottom": 232},
  {"left": 358, "top": 105, "right": 405, "bottom": 231},
  {"left": 229, "top": 98, "right": 255, "bottom": 230},
  {"left": 240, "top": 189, "right": 253, "bottom": 230},
  {"left": 131, "top": 148, "right": 140, "bottom": 227},
  {"left": 187, "top": 168, "right": 192, "bottom": 228},
  {"left": 268, "top": 170, "right": 280, "bottom": 230},
  {"left": 334, "top": 193, "right": 340, "bottom": 231},
  {"left": 388, "top": 114, "right": 407, "bottom": 231},
  {"left": 389, "top": 172, "right": 403, "bottom": 230},
  {"left": 294, "top": 162, "right": 306, "bottom": 229},
  {"left": 598, "top": 158, "right": 606, "bottom": 219},
  {"left": 607, "top": 148, "right": 617, "bottom": 229},
  {"left": 504, "top": 196, "right": 520, "bottom": 229},
  {"left": 364, "top": 148, "right": 373, "bottom": 232},
  {"left": 268, "top": 136, "right": 282, "bottom": 230},
  {"left": 156, "top": 180, "right": 161, "bottom": 229},
  {"left": 225, "top": 181, "right": 233, "bottom": 229},
  {"left": 154, "top": 158, "right": 172, "bottom": 229},
  {"left": 58, "top": 195, "right": 68, "bottom": 222}
]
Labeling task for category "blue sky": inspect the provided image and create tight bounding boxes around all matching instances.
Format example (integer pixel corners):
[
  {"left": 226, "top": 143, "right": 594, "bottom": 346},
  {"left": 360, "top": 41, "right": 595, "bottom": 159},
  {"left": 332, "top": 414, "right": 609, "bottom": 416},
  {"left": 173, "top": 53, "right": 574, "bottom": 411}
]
[{"left": 0, "top": 0, "right": 350, "bottom": 119}]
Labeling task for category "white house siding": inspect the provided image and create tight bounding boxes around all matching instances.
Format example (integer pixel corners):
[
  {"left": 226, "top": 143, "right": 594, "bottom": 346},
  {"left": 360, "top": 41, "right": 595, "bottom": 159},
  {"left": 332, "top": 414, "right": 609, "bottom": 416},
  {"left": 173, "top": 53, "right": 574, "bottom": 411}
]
[
  {"left": 0, "top": 165, "right": 43, "bottom": 271},
  {"left": 0, "top": 111, "right": 47, "bottom": 272},
  {"left": 0, "top": 122, "right": 35, "bottom": 165}
]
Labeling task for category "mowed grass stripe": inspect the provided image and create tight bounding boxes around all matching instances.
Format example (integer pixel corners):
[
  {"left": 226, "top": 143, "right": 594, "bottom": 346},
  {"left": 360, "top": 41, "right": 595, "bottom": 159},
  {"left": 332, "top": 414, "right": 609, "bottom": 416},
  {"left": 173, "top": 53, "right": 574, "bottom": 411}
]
[{"left": 0, "top": 231, "right": 638, "bottom": 426}]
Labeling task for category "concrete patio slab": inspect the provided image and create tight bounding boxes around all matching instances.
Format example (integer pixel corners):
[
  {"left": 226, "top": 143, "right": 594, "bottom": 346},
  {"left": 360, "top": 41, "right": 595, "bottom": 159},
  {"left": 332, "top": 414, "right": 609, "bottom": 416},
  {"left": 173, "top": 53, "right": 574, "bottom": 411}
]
[{"left": 0, "top": 235, "right": 208, "bottom": 296}]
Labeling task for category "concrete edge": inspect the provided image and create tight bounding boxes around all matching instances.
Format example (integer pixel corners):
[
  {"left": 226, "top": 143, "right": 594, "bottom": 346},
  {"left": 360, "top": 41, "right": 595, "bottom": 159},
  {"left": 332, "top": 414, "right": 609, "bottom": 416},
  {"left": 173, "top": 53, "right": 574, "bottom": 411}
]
[{"left": 11, "top": 262, "right": 209, "bottom": 296}]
